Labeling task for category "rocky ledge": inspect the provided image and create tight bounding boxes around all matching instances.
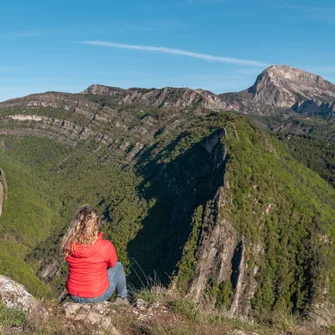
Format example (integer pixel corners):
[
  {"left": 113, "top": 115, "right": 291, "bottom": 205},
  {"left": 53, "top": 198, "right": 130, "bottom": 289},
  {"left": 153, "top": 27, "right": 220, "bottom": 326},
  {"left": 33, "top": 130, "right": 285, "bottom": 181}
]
[{"left": 1, "top": 276, "right": 334, "bottom": 335}]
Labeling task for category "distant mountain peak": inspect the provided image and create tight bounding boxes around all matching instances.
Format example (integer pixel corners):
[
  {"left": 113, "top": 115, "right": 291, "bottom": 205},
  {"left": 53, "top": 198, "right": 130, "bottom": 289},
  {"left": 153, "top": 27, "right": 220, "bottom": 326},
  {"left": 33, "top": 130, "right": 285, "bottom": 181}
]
[
  {"left": 248, "top": 64, "right": 335, "bottom": 109},
  {"left": 81, "top": 84, "right": 125, "bottom": 96}
]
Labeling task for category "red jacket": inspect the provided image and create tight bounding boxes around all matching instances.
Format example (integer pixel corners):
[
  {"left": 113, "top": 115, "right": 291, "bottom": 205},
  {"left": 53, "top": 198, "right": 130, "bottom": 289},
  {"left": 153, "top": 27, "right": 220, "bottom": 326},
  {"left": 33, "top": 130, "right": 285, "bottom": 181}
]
[{"left": 66, "top": 232, "right": 118, "bottom": 298}]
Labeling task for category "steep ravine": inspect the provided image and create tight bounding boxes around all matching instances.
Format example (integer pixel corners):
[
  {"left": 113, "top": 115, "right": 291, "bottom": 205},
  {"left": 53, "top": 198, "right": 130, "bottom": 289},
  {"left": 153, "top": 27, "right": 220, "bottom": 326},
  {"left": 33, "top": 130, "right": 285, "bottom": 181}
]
[{"left": 127, "top": 127, "right": 229, "bottom": 286}]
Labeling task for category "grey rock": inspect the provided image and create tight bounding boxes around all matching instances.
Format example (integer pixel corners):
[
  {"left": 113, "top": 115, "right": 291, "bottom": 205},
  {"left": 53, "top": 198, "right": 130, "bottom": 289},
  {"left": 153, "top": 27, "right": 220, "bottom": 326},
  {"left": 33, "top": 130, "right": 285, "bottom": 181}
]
[
  {"left": 135, "top": 298, "right": 149, "bottom": 309},
  {"left": 2, "top": 326, "right": 25, "bottom": 334},
  {"left": 82, "top": 84, "right": 239, "bottom": 111},
  {"left": 228, "top": 331, "right": 260, "bottom": 335},
  {"left": 0, "top": 276, "right": 48, "bottom": 323},
  {"left": 249, "top": 65, "right": 335, "bottom": 114},
  {"left": 63, "top": 301, "right": 121, "bottom": 335}
]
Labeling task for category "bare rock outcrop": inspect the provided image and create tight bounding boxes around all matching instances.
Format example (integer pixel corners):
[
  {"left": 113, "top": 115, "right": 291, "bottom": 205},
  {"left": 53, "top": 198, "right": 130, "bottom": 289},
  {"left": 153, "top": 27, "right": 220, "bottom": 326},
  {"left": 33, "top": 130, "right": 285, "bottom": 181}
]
[
  {"left": 81, "top": 84, "right": 124, "bottom": 97},
  {"left": 63, "top": 301, "right": 121, "bottom": 335},
  {"left": 187, "top": 187, "right": 238, "bottom": 301},
  {"left": 248, "top": 65, "right": 335, "bottom": 113},
  {"left": 82, "top": 84, "right": 240, "bottom": 111},
  {"left": 0, "top": 276, "right": 48, "bottom": 323}
]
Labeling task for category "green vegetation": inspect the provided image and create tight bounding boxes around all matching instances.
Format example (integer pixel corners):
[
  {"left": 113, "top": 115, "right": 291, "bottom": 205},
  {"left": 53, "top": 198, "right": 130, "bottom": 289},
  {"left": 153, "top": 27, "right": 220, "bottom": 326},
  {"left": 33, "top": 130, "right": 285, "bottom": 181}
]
[
  {"left": 0, "top": 303, "right": 27, "bottom": 330},
  {"left": 0, "top": 156, "right": 61, "bottom": 247},
  {"left": 0, "top": 239, "right": 52, "bottom": 298},
  {"left": 0, "top": 135, "right": 147, "bottom": 295},
  {"left": 223, "top": 117, "right": 335, "bottom": 315},
  {"left": 268, "top": 114, "right": 335, "bottom": 186},
  {"left": 149, "top": 113, "right": 335, "bottom": 316},
  {"left": 256, "top": 114, "right": 335, "bottom": 188},
  {"left": 208, "top": 279, "right": 234, "bottom": 307},
  {"left": 0, "top": 303, "right": 27, "bottom": 329},
  {"left": 0, "top": 138, "right": 63, "bottom": 297},
  {"left": 1, "top": 99, "right": 335, "bottom": 322},
  {"left": 176, "top": 205, "right": 204, "bottom": 294},
  {"left": 171, "top": 300, "right": 200, "bottom": 322}
]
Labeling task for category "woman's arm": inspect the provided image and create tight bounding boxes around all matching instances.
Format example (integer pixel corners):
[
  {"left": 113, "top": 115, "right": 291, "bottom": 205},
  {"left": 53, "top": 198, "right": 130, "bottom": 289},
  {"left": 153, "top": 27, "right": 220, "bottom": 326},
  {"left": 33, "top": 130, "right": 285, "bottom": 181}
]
[{"left": 105, "top": 241, "right": 118, "bottom": 268}]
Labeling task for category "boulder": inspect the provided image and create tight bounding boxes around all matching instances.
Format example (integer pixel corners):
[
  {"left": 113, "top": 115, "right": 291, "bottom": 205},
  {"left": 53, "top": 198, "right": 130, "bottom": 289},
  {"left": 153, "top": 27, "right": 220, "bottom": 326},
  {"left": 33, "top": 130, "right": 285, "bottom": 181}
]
[{"left": 0, "top": 276, "right": 48, "bottom": 323}]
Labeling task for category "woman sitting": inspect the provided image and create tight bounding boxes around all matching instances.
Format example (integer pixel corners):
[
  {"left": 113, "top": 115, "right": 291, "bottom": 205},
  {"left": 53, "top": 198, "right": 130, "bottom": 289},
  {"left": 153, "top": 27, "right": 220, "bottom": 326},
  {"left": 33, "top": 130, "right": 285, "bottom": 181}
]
[{"left": 61, "top": 205, "right": 128, "bottom": 303}]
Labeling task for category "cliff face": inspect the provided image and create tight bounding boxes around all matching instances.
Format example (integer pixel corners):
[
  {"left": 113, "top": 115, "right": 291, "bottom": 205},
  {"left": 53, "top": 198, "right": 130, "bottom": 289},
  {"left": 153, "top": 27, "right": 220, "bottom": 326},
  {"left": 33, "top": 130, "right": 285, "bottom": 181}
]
[
  {"left": 187, "top": 184, "right": 263, "bottom": 316},
  {"left": 174, "top": 126, "right": 264, "bottom": 315},
  {"left": 182, "top": 131, "right": 240, "bottom": 302}
]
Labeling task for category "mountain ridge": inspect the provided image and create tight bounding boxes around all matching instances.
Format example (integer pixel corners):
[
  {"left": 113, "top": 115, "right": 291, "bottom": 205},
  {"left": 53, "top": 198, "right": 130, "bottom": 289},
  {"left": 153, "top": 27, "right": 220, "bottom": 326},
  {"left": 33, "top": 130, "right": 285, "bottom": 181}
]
[
  {"left": 81, "top": 64, "right": 335, "bottom": 117},
  {"left": 3, "top": 64, "right": 334, "bottom": 117}
]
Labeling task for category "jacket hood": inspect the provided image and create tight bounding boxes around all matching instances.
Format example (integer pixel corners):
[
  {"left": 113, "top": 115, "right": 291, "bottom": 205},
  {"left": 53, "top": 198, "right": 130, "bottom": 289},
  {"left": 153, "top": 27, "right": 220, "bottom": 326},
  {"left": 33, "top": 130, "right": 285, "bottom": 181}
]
[{"left": 70, "top": 232, "right": 104, "bottom": 258}]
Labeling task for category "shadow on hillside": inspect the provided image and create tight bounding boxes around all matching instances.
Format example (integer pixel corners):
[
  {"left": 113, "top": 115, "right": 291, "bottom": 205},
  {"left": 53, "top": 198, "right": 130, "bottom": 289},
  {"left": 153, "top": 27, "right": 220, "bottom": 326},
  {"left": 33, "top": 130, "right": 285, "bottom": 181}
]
[{"left": 127, "top": 130, "right": 226, "bottom": 289}]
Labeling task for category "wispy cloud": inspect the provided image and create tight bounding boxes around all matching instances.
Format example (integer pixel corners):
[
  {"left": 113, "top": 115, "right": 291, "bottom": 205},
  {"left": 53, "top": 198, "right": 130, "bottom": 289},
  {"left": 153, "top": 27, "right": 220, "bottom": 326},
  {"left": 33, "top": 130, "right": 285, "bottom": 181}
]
[{"left": 79, "top": 41, "right": 269, "bottom": 67}]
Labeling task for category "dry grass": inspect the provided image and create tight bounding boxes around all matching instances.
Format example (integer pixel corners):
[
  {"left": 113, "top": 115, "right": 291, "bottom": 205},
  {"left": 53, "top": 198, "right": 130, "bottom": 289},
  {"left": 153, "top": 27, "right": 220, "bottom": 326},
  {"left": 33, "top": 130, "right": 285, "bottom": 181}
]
[{"left": 3, "top": 288, "right": 335, "bottom": 335}]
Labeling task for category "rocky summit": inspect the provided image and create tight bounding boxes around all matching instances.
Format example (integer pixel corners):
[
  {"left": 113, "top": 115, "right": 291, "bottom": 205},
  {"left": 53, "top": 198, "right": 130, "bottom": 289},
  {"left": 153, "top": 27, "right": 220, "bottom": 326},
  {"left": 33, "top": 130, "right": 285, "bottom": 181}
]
[{"left": 247, "top": 65, "right": 335, "bottom": 115}]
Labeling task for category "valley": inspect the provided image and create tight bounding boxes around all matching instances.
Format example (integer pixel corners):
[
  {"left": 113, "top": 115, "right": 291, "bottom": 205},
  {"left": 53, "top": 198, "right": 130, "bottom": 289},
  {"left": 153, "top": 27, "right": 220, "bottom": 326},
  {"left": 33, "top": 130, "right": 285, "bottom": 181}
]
[{"left": 1, "top": 65, "right": 335, "bottom": 322}]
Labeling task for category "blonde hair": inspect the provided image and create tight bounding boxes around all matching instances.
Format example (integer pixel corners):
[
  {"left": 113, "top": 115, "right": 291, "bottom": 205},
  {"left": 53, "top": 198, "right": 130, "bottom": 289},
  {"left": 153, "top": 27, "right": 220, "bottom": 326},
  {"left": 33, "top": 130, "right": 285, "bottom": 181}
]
[{"left": 61, "top": 206, "right": 100, "bottom": 257}]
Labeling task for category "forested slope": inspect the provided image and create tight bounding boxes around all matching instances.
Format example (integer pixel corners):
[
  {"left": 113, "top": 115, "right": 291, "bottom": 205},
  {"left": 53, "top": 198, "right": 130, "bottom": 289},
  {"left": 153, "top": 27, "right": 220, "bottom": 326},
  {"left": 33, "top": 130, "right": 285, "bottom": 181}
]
[{"left": 1, "top": 108, "right": 335, "bottom": 319}]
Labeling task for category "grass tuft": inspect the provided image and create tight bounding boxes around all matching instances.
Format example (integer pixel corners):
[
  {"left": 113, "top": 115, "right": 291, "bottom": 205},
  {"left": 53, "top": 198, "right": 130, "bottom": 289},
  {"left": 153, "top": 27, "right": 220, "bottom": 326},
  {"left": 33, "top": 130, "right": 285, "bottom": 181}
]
[
  {"left": 0, "top": 303, "right": 27, "bottom": 329},
  {"left": 170, "top": 300, "right": 201, "bottom": 322}
]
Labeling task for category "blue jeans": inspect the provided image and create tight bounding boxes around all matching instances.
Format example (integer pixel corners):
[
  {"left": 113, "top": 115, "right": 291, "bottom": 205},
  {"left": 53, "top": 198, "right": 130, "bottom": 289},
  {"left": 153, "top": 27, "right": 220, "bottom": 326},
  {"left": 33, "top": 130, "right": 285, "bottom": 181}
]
[{"left": 70, "top": 262, "right": 127, "bottom": 303}]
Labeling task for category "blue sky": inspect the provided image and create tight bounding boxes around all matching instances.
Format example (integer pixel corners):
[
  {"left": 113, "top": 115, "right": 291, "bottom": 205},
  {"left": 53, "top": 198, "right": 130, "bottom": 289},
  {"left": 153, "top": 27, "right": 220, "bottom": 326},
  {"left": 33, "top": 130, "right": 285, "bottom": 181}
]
[{"left": 0, "top": 0, "right": 335, "bottom": 101}]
